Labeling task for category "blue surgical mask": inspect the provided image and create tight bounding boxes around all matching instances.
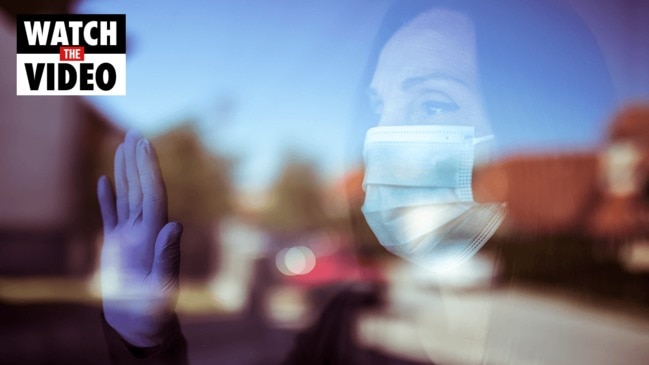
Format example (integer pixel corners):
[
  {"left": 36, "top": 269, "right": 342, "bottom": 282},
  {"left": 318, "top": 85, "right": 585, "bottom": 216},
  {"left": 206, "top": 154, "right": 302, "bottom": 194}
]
[{"left": 361, "top": 125, "right": 506, "bottom": 271}]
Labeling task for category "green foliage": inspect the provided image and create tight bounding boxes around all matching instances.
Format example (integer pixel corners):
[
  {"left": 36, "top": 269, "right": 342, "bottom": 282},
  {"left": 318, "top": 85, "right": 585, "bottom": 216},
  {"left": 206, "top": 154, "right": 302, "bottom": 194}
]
[
  {"left": 153, "top": 124, "right": 233, "bottom": 225},
  {"left": 262, "top": 157, "right": 327, "bottom": 232}
]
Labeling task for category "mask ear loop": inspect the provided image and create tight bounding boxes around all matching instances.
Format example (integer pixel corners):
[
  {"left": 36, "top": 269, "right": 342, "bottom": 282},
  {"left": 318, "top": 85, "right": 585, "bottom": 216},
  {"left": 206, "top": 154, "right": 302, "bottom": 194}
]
[
  {"left": 472, "top": 134, "right": 497, "bottom": 171},
  {"left": 473, "top": 134, "right": 495, "bottom": 145}
]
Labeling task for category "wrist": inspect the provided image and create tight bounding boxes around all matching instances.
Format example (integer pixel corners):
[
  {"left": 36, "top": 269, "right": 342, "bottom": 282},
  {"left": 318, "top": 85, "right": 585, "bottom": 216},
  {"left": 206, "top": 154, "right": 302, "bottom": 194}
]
[
  {"left": 102, "top": 311, "right": 183, "bottom": 359},
  {"left": 104, "top": 307, "right": 177, "bottom": 348}
]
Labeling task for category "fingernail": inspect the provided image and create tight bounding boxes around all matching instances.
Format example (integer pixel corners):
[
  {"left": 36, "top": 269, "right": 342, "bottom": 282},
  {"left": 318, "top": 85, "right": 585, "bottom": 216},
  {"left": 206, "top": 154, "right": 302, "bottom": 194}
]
[
  {"left": 138, "top": 138, "right": 150, "bottom": 152},
  {"left": 170, "top": 222, "right": 183, "bottom": 240}
]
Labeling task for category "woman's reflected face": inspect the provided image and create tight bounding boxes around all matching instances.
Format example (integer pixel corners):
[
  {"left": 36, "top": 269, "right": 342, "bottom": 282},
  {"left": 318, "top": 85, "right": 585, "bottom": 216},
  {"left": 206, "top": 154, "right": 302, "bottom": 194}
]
[{"left": 370, "top": 9, "right": 491, "bottom": 135}]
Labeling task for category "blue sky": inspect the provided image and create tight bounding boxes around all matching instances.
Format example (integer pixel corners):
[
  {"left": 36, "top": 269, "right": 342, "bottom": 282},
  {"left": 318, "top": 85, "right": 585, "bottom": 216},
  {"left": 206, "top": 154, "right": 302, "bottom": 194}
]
[
  {"left": 77, "top": 0, "right": 389, "bottom": 191},
  {"left": 75, "top": 0, "right": 642, "bottom": 192}
]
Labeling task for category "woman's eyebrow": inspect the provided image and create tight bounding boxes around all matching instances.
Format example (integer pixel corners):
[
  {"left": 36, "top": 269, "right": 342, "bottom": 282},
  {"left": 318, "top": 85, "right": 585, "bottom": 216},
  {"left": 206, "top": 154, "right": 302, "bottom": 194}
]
[{"left": 401, "top": 72, "right": 468, "bottom": 90}]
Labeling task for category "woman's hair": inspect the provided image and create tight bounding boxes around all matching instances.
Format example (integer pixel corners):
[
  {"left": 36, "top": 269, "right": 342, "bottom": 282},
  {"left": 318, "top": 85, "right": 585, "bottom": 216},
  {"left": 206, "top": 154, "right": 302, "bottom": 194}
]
[{"left": 353, "top": 0, "right": 617, "bottom": 155}]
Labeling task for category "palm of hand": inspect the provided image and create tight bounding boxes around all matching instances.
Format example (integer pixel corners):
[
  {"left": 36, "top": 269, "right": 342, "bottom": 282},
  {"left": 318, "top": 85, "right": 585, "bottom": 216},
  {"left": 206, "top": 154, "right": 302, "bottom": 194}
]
[{"left": 98, "top": 130, "right": 182, "bottom": 347}]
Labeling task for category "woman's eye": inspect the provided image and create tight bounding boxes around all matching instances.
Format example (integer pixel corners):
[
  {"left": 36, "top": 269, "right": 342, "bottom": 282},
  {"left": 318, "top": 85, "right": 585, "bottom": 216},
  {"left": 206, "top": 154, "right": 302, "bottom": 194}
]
[{"left": 422, "top": 100, "right": 459, "bottom": 116}]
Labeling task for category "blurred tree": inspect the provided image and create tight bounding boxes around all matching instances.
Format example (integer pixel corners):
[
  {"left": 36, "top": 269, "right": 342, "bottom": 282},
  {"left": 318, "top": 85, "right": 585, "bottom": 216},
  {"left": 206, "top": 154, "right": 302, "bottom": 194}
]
[
  {"left": 153, "top": 123, "right": 233, "bottom": 224},
  {"left": 262, "top": 156, "right": 327, "bottom": 233},
  {"left": 153, "top": 123, "right": 233, "bottom": 278}
]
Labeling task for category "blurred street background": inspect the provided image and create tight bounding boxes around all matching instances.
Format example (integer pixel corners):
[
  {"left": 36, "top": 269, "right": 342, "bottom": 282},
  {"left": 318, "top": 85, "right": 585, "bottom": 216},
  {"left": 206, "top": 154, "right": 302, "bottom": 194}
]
[{"left": 1, "top": 0, "right": 649, "bottom": 364}]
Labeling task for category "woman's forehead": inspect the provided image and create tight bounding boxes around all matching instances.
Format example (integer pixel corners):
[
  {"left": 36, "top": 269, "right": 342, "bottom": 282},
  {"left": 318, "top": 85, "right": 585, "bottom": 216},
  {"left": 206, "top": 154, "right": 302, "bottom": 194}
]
[
  {"left": 403, "top": 8, "right": 475, "bottom": 39},
  {"left": 371, "top": 8, "right": 478, "bottom": 94}
]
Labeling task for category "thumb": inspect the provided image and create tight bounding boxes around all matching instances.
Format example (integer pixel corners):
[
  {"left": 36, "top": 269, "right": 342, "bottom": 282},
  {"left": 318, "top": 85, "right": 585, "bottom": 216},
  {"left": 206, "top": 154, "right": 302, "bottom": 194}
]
[{"left": 151, "top": 222, "right": 183, "bottom": 292}]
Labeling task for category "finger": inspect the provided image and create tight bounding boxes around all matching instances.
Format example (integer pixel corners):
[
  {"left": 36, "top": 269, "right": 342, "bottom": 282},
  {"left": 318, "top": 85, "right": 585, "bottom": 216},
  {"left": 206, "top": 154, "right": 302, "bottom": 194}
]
[
  {"left": 114, "top": 143, "right": 129, "bottom": 223},
  {"left": 151, "top": 222, "right": 182, "bottom": 292},
  {"left": 137, "top": 139, "right": 167, "bottom": 227},
  {"left": 124, "top": 129, "right": 144, "bottom": 218},
  {"left": 97, "top": 175, "right": 117, "bottom": 232}
]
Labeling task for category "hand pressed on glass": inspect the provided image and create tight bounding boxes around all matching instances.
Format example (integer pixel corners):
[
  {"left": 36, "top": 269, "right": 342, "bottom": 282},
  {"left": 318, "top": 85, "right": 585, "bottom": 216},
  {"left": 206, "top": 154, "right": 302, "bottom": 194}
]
[{"left": 97, "top": 130, "right": 183, "bottom": 348}]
